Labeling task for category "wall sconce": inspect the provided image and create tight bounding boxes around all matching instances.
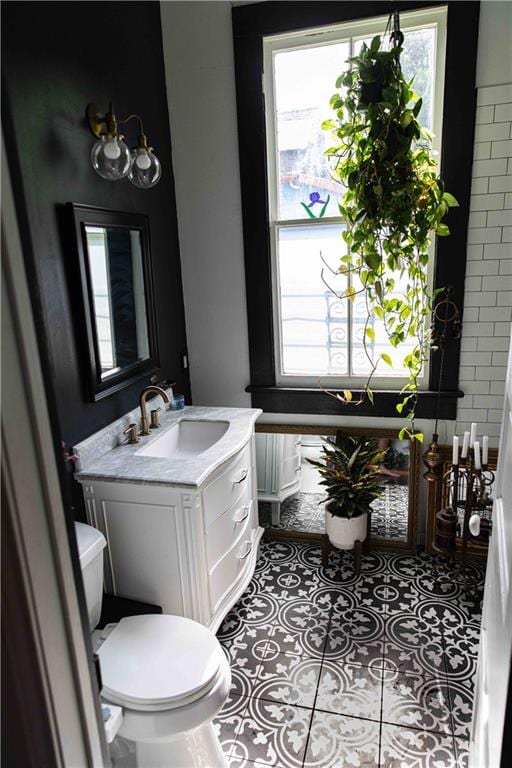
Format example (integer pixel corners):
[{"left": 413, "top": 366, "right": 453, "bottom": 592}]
[{"left": 86, "top": 103, "right": 161, "bottom": 189}]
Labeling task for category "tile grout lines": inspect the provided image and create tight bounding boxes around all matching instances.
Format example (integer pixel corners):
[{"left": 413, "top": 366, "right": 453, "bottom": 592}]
[
  {"left": 300, "top": 554, "right": 389, "bottom": 767},
  {"left": 216, "top": 543, "right": 484, "bottom": 767}
]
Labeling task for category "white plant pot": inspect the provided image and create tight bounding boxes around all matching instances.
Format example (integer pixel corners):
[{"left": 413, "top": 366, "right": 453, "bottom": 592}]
[{"left": 325, "top": 504, "right": 367, "bottom": 550}]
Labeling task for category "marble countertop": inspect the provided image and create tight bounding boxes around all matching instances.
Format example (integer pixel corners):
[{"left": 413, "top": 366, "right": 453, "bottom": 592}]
[{"left": 75, "top": 405, "right": 262, "bottom": 488}]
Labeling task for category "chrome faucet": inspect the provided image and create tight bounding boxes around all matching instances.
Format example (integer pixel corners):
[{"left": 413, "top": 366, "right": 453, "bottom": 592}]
[{"left": 139, "top": 385, "right": 170, "bottom": 436}]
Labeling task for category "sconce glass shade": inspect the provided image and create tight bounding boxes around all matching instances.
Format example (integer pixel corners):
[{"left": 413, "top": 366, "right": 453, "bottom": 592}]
[
  {"left": 128, "top": 147, "right": 161, "bottom": 189},
  {"left": 91, "top": 135, "right": 131, "bottom": 180}
]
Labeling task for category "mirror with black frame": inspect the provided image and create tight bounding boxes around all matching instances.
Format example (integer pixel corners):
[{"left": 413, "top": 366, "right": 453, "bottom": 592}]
[
  {"left": 255, "top": 425, "right": 419, "bottom": 551},
  {"left": 69, "top": 204, "right": 159, "bottom": 401}
]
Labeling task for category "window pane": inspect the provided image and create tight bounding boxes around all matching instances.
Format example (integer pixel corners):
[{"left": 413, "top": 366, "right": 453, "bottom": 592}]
[
  {"left": 354, "top": 26, "right": 436, "bottom": 130},
  {"left": 401, "top": 27, "right": 436, "bottom": 132},
  {"left": 351, "top": 272, "right": 419, "bottom": 377},
  {"left": 277, "top": 225, "right": 348, "bottom": 375},
  {"left": 274, "top": 42, "right": 350, "bottom": 221},
  {"left": 269, "top": 15, "right": 441, "bottom": 384}
]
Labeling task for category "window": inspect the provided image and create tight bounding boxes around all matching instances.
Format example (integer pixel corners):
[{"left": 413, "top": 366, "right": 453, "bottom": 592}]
[
  {"left": 263, "top": 8, "right": 447, "bottom": 388},
  {"left": 232, "top": 1, "right": 479, "bottom": 418}
]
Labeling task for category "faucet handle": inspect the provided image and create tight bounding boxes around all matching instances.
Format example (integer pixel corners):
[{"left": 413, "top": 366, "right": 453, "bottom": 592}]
[
  {"left": 150, "top": 408, "right": 161, "bottom": 429},
  {"left": 123, "top": 423, "right": 139, "bottom": 444}
]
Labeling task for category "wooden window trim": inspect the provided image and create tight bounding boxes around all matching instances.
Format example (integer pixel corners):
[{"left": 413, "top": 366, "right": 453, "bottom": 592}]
[{"left": 232, "top": 1, "right": 480, "bottom": 418}]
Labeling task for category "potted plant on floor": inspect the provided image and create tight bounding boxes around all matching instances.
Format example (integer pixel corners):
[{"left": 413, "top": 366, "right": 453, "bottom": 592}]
[{"left": 308, "top": 435, "right": 386, "bottom": 550}]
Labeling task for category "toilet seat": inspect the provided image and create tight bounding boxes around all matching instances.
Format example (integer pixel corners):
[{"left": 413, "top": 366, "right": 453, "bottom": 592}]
[{"left": 98, "top": 615, "right": 225, "bottom": 712}]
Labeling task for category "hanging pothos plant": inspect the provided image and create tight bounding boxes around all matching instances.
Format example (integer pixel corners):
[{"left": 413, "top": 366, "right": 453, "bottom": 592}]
[{"left": 321, "top": 34, "right": 458, "bottom": 441}]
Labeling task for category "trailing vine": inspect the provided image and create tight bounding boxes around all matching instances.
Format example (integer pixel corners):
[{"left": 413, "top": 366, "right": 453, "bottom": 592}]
[{"left": 321, "top": 33, "right": 458, "bottom": 441}]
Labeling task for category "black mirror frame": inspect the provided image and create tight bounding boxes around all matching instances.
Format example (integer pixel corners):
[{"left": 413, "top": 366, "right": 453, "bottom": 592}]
[{"left": 68, "top": 203, "right": 160, "bottom": 402}]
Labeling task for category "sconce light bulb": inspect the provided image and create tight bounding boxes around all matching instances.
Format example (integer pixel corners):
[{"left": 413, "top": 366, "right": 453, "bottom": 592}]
[
  {"left": 103, "top": 137, "right": 122, "bottom": 160},
  {"left": 90, "top": 136, "right": 131, "bottom": 181},
  {"left": 135, "top": 148, "right": 152, "bottom": 170},
  {"left": 128, "top": 147, "right": 161, "bottom": 189}
]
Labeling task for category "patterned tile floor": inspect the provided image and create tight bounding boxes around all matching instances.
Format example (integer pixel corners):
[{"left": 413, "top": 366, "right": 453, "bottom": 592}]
[
  {"left": 258, "top": 493, "right": 326, "bottom": 534},
  {"left": 369, "top": 485, "right": 409, "bottom": 542},
  {"left": 259, "top": 485, "right": 409, "bottom": 542},
  {"left": 215, "top": 541, "right": 486, "bottom": 768}
]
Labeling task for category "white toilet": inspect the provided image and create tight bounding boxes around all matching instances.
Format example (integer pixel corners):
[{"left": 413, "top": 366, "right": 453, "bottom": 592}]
[{"left": 75, "top": 521, "right": 231, "bottom": 768}]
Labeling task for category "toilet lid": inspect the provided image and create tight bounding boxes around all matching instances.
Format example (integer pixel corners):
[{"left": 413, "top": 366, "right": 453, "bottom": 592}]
[{"left": 98, "top": 615, "right": 224, "bottom": 709}]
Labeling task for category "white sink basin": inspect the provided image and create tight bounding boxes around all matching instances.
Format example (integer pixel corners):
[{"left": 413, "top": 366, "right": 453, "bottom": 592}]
[{"left": 136, "top": 420, "right": 229, "bottom": 459}]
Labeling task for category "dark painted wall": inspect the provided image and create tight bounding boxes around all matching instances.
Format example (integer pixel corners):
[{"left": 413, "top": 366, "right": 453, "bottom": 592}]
[{"left": 1, "top": 1, "right": 190, "bottom": 448}]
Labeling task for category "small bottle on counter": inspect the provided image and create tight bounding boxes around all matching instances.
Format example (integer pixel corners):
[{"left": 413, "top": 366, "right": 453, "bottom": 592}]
[{"left": 171, "top": 394, "right": 185, "bottom": 410}]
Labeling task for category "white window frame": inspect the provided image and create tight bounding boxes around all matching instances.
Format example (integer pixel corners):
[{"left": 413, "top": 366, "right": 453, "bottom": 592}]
[{"left": 263, "top": 6, "right": 447, "bottom": 389}]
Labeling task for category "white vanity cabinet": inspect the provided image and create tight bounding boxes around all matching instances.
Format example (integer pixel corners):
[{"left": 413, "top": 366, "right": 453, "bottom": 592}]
[
  {"left": 256, "top": 432, "right": 302, "bottom": 525},
  {"left": 78, "top": 436, "right": 261, "bottom": 632}
]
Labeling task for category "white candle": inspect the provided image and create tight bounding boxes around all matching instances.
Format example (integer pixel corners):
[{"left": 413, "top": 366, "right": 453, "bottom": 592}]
[
  {"left": 474, "top": 440, "right": 481, "bottom": 470},
  {"left": 470, "top": 422, "right": 477, "bottom": 448},
  {"left": 461, "top": 431, "right": 470, "bottom": 458},
  {"left": 482, "top": 435, "right": 489, "bottom": 466},
  {"left": 452, "top": 435, "right": 459, "bottom": 465}
]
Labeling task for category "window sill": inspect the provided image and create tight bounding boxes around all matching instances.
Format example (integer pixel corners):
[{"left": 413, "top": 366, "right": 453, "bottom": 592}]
[{"left": 246, "top": 386, "right": 464, "bottom": 419}]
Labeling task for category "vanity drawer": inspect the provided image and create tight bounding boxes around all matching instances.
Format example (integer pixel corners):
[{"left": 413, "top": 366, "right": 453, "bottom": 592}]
[
  {"left": 206, "top": 492, "right": 252, "bottom": 568},
  {"left": 203, "top": 442, "right": 252, "bottom": 527},
  {"left": 282, "top": 434, "right": 301, "bottom": 461},
  {"left": 209, "top": 532, "right": 256, "bottom": 612}
]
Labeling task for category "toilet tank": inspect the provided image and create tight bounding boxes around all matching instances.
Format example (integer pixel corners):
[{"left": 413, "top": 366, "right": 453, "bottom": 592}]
[{"left": 74, "top": 522, "right": 106, "bottom": 630}]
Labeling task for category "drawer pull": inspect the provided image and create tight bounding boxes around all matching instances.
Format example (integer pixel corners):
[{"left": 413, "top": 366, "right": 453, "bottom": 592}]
[
  {"left": 295, "top": 466, "right": 301, "bottom": 473},
  {"left": 237, "top": 541, "right": 253, "bottom": 560},
  {"left": 233, "top": 505, "right": 250, "bottom": 524},
  {"left": 233, "top": 468, "right": 249, "bottom": 485}
]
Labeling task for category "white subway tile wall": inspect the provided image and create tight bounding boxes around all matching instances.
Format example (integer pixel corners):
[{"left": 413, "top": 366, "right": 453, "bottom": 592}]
[{"left": 457, "top": 83, "right": 512, "bottom": 447}]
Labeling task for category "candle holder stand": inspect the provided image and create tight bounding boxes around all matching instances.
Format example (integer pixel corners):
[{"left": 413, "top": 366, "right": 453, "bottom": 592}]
[{"left": 433, "top": 449, "right": 494, "bottom": 591}]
